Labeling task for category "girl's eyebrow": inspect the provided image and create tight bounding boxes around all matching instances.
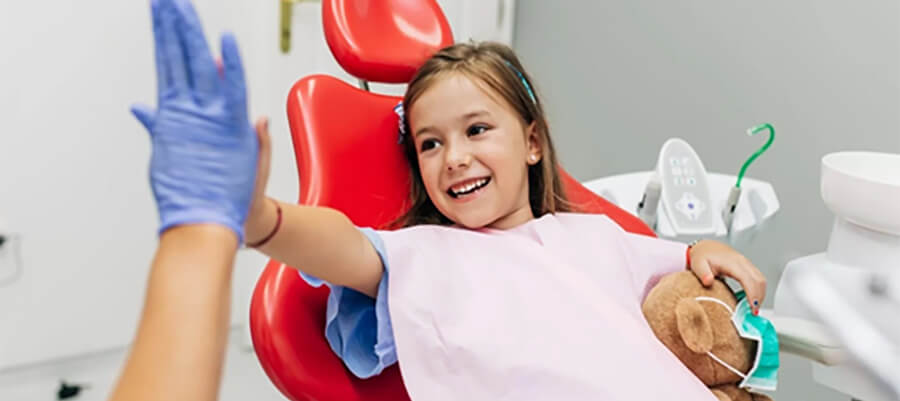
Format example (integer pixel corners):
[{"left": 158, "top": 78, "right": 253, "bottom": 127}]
[
  {"left": 413, "top": 126, "right": 434, "bottom": 138},
  {"left": 460, "top": 110, "right": 490, "bottom": 121},
  {"left": 413, "top": 110, "right": 492, "bottom": 138}
]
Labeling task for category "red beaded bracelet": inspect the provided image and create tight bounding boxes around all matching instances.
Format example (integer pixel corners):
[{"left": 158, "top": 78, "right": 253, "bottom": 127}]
[
  {"left": 685, "top": 246, "right": 691, "bottom": 269},
  {"left": 685, "top": 240, "right": 699, "bottom": 269},
  {"left": 247, "top": 200, "right": 282, "bottom": 248}
]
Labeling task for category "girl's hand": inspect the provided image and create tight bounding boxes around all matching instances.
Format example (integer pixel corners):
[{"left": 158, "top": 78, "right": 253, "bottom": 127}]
[
  {"left": 244, "top": 116, "right": 276, "bottom": 242},
  {"left": 688, "top": 240, "right": 767, "bottom": 315}
]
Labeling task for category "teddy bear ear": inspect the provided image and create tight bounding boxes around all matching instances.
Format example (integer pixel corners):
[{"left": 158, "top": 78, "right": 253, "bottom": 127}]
[{"left": 675, "top": 298, "right": 715, "bottom": 354}]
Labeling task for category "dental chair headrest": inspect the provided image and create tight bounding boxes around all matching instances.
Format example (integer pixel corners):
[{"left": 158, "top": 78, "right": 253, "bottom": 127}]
[{"left": 322, "top": 0, "right": 454, "bottom": 83}]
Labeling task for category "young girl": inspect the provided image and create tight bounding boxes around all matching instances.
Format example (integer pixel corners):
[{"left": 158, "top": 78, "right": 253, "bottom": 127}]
[{"left": 243, "top": 42, "right": 768, "bottom": 400}]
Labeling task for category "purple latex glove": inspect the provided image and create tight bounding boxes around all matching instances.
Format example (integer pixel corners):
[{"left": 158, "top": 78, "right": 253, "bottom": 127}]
[{"left": 131, "top": 0, "right": 258, "bottom": 242}]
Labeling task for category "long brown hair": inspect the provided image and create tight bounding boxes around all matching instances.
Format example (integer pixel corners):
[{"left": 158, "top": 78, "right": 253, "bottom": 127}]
[{"left": 395, "top": 41, "right": 569, "bottom": 227}]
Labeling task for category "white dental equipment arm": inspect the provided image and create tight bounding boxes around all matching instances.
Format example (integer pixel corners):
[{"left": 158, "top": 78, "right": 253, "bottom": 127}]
[
  {"left": 636, "top": 175, "right": 661, "bottom": 230},
  {"left": 890, "top": 271, "right": 900, "bottom": 306},
  {"left": 788, "top": 269, "right": 900, "bottom": 399},
  {"left": 771, "top": 151, "right": 900, "bottom": 401},
  {"left": 721, "top": 186, "right": 741, "bottom": 232}
]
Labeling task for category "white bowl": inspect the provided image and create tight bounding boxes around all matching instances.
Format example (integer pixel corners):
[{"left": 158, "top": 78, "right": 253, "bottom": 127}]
[{"left": 821, "top": 151, "right": 900, "bottom": 235}]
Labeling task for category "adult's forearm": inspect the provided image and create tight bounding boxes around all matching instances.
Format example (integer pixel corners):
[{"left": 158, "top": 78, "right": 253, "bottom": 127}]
[{"left": 109, "top": 225, "right": 238, "bottom": 401}]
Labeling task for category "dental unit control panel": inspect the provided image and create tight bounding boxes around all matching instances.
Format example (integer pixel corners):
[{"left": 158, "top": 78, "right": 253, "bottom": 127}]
[
  {"left": 584, "top": 124, "right": 779, "bottom": 245},
  {"left": 657, "top": 139, "right": 715, "bottom": 237}
]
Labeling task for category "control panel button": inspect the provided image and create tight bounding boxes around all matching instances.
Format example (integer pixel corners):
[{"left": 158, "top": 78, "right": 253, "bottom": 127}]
[{"left": 676, "top": 192, "right": 706, "bottom": 220}]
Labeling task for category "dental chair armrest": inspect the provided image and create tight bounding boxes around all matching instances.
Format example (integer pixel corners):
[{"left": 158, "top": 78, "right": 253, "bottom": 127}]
[{"left": 760, "top": 309, "right": 846, "bottom": 366}]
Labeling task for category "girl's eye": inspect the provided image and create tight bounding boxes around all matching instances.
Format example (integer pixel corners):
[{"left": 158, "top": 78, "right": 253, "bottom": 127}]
[
  {"left": 420, "top": 139, "right": 440, "bottom": 152},
  {"left": 467, "top": 125, "right": 488, "bottom": 136}
]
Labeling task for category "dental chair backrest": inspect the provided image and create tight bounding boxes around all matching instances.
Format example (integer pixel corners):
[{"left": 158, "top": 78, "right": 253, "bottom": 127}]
[{"left": 249, "top": 1, "right": 656, "bottom": 400}]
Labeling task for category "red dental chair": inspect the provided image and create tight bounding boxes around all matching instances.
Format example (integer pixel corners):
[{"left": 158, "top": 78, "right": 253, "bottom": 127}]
[{"left": 248, "top": 1, "right": 656, "bottom": 400}]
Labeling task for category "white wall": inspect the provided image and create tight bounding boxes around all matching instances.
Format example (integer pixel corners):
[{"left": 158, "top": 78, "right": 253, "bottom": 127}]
[
  {"left": 0, "top": 0, "right": 513, "bottom": 371},
  {"left": 0, "top": 0, "right": 288, "bottom": 370}
]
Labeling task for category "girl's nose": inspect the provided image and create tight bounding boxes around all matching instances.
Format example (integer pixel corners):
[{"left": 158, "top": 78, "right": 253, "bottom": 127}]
[{"left": 445, "top": 143, "right": 472, "bottom": 171}]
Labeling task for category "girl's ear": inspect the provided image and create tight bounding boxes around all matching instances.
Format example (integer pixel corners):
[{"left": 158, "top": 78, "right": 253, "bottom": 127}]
[{"left": 526, "top": 122, "right": 541, "bottom": 165}]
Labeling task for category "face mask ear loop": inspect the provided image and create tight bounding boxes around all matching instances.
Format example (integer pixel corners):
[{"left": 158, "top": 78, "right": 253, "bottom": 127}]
[
  {"left": 693, "top": 296, "right": 747, "bottom": 378},
  {"left": 706, "top": 351, "right": 748, "bottom": 379},
  {"left": 693, "top": 296, "right": 734, "bottom": 315}
]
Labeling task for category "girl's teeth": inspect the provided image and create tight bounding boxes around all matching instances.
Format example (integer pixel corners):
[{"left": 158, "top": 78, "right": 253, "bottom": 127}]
[{"left": 452, "top": 178, "right": 487, "bottom": 195}]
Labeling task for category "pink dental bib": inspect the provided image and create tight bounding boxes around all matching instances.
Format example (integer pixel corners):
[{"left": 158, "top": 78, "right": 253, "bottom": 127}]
[{"left": 378, "top": 212, "right": 717, "bottom": 401}]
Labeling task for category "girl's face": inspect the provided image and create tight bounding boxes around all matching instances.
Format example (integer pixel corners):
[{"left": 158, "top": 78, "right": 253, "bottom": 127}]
[{"left": 408, "top": 73, "right": 542, "bottom": 230}]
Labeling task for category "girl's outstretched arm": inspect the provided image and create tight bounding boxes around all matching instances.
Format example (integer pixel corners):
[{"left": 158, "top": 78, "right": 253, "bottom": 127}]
[
  {"left": 250, "top": 200, "right": 383, "bottom": 297},
  {"left": 244, "top": 119, "right": 383, "bottom": 298}
]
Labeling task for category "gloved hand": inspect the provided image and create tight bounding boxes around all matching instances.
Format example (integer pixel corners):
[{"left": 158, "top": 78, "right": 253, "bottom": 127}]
[{"left": 131, "top": 0, "right": 258, "bottom": 243}]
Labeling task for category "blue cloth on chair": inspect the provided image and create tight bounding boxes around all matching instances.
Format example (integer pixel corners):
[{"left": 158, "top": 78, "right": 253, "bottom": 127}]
[{"left": 298, "top": 228, "right": 397, "bottom": 378}]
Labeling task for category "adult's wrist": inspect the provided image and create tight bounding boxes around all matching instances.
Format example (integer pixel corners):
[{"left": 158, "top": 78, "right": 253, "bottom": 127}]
[{"left": 160, "top": 224, "right": 240, "bottom": 251}]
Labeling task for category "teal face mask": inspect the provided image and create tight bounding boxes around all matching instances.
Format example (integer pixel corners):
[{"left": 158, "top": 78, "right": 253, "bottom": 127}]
[{"left": 694, "top": 291, "right": 779, "bottom": 392}]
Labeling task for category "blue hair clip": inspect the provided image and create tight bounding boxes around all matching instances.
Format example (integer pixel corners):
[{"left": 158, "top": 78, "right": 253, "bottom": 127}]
[
  {"left": 504, "top": 61, "right": 536, "bottom": 104},
  {"left": 394, "top": 101, "right": 406, "bottom": 144}
]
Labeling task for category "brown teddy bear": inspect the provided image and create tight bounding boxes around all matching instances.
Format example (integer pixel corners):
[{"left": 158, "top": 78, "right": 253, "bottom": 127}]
[{"left": 642, "top": 271, "right": 773, "bottom": 401}]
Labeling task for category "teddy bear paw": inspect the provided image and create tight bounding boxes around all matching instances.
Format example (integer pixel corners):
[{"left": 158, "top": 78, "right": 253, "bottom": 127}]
[{"left": 710, "top": 389, "right": 734, "bottom": 401}]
